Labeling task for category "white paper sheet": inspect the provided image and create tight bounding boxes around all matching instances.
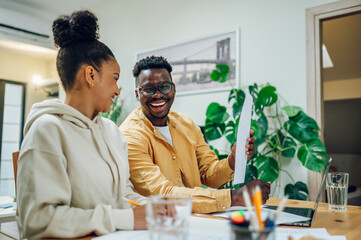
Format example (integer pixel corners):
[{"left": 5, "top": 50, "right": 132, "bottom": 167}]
[
  {"left": 94, "top": 216, "right": 229, "bottom": 240},
  {"left": 94, "top": 217, "right": 346, "bottom": 240},
  {"left": 234, "top": 92, "right": 253, "bottom": 184},
  {"left": 275, "top": 228, "right": 346, "bottom": 240}
]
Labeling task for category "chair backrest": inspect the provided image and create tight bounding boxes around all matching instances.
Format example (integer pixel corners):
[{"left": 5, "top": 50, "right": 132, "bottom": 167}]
[{"left": 12, "top": 151, "right": 20, "bottom": 193}]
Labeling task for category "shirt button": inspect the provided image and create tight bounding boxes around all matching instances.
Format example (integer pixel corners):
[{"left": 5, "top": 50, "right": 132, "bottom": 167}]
[
  {"left": 178, "top": 179, "right": 181, "bottom": 182},
  {"left": 141, "top": 171, "right": 145, "bottom": 174},
  {"left": 222, "top": 206, "right": 226, "bottom": 209},
  {"left": 173, "top": 156, "right": 176, "bottom": 160}
]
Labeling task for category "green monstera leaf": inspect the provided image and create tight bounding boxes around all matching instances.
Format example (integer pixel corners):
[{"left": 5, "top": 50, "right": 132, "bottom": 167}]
[
  {"left": 245, "top": 165, "right": 258, "bottom": 183},
  {"left": 256, "top": 86, "right": 278, "bottom": 107},
  {"left": 282, "top": 105, "right": 302, "bottom": 117},
  {"left": 228, "top": 89, "right": 246, "bottom": 118},
  {"left": 248, "top": 83, "right": 259, "bottom": 99},
  {"left": 206, "top": 102, "right": 229, "bottom": 123},
  {"left": 225, "top": 118, "right": 239, "bottom": 146},
  {"left": 286, "top": 111, "right": 319, "bottom": 143},
  {"left": 204, "top": 118, "right": 226, "bottom": 141},
  {"left": 254, "top": 156, "right": 279, "bottom": 183},
  {"left": 255, "top": 113, "right": 268, "bottom": 145},
  {"left": 269, "top": 131, "right": 297, "bottom": 158},
  {"left": 210, "top": 64, "right": 230, "bottom": 83},
  {"left": 284, "top": 181, "right": 308, "bottom": 200},
  {"left": 297, "top": 139, "right": 327, "bottom": 172},
  {"left": 251, "top": 119, "right": 259, "bottom": 139}
]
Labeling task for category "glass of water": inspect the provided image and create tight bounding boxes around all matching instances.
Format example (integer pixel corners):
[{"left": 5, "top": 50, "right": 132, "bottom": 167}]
[
  {"left": 326, "top": 172, "right": 349, "bottom": 210},
  {"left": 146, "top": 195, "right": 192, "bottom": 240}
]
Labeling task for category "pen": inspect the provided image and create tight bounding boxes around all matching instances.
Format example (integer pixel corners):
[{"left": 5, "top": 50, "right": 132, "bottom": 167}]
[
  {"left": 122, "top": 197, "right": 141, "bottom": 207},
  {"left": 253, "top": 185, "right": 265, "bottom": 229},
  {"left": 243, "top": 189, "right": 259, "bottom": 230},
  {"left": 274, "top": 195, "right": 288, "bottom": 223}
]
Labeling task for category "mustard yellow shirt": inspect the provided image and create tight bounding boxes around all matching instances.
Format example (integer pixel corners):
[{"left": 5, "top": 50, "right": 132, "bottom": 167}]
[{"left": 120, "top": 108, "right": 234, "bottom": 213}]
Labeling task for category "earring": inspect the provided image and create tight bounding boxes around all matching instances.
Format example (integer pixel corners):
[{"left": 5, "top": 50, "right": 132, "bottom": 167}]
[{"left": 89, "top": 82, "right": 94, "bottom": 88}]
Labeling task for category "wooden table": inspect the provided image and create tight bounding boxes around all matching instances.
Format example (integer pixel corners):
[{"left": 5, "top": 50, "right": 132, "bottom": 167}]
[
  {"left": 2, "top": 197, "right": 361, "bottom": 240},
  {"left": 266, "top": 197, "right": 361, "bottom": 240}
]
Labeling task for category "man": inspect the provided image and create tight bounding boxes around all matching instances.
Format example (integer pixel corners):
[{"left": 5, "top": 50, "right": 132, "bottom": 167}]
[{"left": 120, "top": 56, "right": 270, "bottom": 213}]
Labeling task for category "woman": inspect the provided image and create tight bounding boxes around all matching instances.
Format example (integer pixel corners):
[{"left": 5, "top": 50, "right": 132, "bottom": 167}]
[{"left": 16, "top": 10, "right": 147, "bottom": 239}]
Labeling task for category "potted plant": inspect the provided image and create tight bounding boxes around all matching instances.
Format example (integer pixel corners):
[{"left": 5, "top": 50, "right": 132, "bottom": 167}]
[{"left": 204, "top": 65, "right": 327, "bottom": 200}]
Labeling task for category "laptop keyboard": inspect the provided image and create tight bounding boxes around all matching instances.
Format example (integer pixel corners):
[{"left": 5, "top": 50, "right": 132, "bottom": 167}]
[{"left": 283, "top": 207, "right": 313, "bottom": 217}]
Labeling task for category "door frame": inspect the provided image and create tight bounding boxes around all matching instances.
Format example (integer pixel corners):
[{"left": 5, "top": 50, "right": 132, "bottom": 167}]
[{"left": 306, "top": 0, "right": 361, "bottom": 200}]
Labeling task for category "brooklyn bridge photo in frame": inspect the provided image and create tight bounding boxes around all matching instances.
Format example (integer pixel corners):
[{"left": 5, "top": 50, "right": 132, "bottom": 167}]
[{"left": 136, "top": 30, "right": 239, "bottom": 95}]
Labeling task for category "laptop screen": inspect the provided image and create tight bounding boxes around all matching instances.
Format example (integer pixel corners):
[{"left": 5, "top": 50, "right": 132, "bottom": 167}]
[
  {"left": 312, "top": 157, "right": 333, "bottom": 211},
  {"left": 308, "top": 156, "right": 333, "bottom": 225}
]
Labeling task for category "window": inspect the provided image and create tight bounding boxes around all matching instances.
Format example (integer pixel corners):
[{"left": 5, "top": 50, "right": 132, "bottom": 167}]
[{"left": 0, "top": 80, "right": 26, "bottom": 197}]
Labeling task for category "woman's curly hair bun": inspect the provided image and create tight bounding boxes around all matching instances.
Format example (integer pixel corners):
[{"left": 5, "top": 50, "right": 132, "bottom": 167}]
[{"left": 52, "top": 10, "right": 99, "bottom": 48}]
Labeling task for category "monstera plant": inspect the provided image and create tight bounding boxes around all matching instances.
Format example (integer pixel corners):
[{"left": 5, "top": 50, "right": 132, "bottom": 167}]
[{"left": 205, "top": 65, "right": 328, "bottom": 200}]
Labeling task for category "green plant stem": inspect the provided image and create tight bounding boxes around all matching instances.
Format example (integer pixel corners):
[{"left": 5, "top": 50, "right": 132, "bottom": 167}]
[
  {"left": 275, "top": 104, "right": 283, "bottom": 130},
  {"left": 279, "top": 169, "right": 295, "bottom": 184}
]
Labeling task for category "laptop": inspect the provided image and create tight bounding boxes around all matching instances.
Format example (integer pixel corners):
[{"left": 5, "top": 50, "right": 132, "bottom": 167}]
[{"left": 265, "top": 157, "right": 333, "bottom": 227}]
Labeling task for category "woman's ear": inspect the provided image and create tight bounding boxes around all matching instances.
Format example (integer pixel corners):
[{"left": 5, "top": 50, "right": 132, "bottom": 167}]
[{"left": 85, "top": 66, "right": 96, "bottom": 88}]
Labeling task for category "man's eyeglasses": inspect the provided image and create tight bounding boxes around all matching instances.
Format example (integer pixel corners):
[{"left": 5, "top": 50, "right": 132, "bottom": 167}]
[{"left": 138, "top": 82, "right": 174, "bottom": 97}]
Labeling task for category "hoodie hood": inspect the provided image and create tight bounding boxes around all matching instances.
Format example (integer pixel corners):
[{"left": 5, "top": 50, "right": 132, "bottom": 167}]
[
  {"left": 24, "top": 99, "right": 101, "bottom": 136},
  {"left": 23, "top": 99, "right": 124, "bottom": 195}
]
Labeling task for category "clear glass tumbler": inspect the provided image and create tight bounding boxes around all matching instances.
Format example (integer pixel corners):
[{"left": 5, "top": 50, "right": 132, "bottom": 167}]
[
  {"left": 326, "top": 172, "right": 349, "bottom": 210},
  {"left": 146, "top": 195, "right": 192, "bottom": 240}
]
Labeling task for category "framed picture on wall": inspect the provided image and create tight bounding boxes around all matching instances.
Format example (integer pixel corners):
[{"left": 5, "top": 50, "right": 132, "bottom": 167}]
[{"left": 136, "top": 29, "right": 239, "bottom": 96}]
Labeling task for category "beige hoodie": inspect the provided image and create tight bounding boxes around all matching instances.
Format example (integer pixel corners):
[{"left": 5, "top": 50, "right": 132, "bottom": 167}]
[{"left": 16, "top": 99, "right": 146, "bottom": 239}]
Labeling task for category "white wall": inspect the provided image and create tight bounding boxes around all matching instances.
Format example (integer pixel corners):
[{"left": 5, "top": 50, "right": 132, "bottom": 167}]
[
  {"left": 95, "top": 0, "right": 335, "bottom": 124},
  {"left": 94, "top": 0, "right": 336, "bottom": 197},
  {"left": 0, "top": 51, "right": 54, "bottom": 116}
]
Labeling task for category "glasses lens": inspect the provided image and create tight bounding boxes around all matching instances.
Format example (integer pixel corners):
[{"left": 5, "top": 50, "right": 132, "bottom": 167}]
[
  {"left": 141, "top": 86, "right": 155, "bottom": 96},
  {"left": 159, "top": 82, "right": 172, "bottom": 94}
]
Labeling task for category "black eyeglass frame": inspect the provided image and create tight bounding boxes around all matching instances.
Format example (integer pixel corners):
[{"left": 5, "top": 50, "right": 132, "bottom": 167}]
[{"left": 137, "top": 82, "right": 174, "bottom": 97}]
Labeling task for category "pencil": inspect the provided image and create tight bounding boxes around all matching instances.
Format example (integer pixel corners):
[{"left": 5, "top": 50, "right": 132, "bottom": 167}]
[
  {"left": 253, "top": 185, "right": 265, "bottom": 229},
  {"left": 122, "top": 197, "right": 141, "bottom": 207}
]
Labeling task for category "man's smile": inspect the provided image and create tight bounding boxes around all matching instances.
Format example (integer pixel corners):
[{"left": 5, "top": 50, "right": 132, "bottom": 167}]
[{"left": 149, "top": 100, "right": 166, "bottom": 107}]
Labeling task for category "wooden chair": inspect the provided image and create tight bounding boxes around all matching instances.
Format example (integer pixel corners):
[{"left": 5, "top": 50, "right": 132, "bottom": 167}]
[{"left": 12, "top": 151, "right": 20, "bottom": 193}]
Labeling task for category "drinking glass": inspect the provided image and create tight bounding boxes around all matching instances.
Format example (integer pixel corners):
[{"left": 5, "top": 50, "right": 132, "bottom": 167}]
[
  {"left": 146, "top": 195, "right": 192, "bottom": 240},
  {"left": 326, "top": 172, "right": 349, "bottom": 210}
]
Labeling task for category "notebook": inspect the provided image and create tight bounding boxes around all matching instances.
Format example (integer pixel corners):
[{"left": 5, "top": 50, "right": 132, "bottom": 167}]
[{"left": 265, "top": 157, "right": 333, "bottom": 227}]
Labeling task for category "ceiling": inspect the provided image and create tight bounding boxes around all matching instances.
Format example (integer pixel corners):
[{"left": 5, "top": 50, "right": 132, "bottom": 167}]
[
  {"left": 0, "top": 0, "right": 109, "bottom": 60},
  {"left": 6, "top": 0, "right": 106, "bottom": 16},
  {"left": 322, "top": 12, "right": 361, "bottom": 82}
]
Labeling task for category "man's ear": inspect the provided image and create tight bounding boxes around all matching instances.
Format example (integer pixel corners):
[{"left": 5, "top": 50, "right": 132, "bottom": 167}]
[
  {"left": 135, "top": 89, "right": 140, "bottom": 100},
  {"left": 85, "top": 66, "right": 96, "bottom": 88}
]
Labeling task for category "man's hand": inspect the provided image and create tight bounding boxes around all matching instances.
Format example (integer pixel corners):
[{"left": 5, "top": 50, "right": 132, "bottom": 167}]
[
  {"left": 230, "top": 179, "right": 271, "bottom": 206},
  {"left": 133, "top": 204, "right": 147, "bottom": 230},
  {"left": 246, "top": 130, "right": 255, "bottom": 160},
  {"left": 228, "top": 130, "right": 256, "bottom": 170}
]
